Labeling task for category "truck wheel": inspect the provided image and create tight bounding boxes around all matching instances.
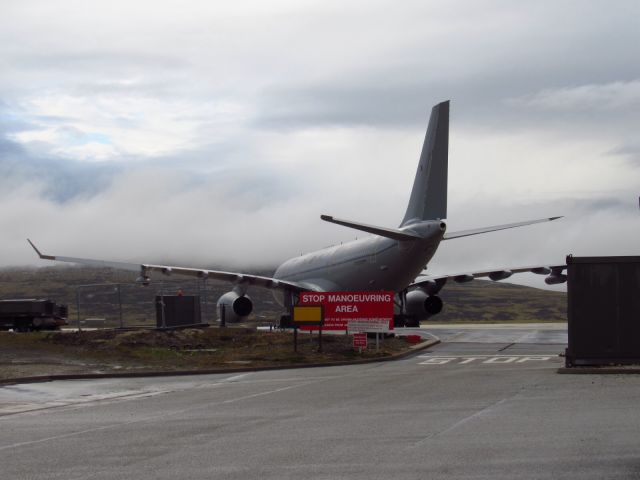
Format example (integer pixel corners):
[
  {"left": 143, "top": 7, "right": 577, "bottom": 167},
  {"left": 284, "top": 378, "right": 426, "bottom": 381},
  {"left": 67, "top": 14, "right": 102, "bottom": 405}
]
[{"left": 15, "top": 320, "right": 30, "bottom": 332}]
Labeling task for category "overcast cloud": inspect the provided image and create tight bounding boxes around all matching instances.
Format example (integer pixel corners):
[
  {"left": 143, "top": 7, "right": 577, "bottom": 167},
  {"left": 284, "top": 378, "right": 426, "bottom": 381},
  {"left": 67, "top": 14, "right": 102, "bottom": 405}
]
[{"left": 1, "top": 0, "right": 639, "bottom": 290}]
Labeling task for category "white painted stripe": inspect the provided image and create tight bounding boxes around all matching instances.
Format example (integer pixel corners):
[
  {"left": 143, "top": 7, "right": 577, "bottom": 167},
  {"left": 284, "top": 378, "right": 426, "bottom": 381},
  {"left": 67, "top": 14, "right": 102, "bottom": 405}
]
[{"left": 0, "top": 380, "right": 320, "bottom": 452}]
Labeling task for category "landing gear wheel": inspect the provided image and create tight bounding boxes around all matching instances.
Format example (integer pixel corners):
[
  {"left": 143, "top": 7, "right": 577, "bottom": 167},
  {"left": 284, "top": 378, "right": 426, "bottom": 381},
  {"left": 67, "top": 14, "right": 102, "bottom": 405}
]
[
  {"left": 405, "top": 317, "right": 420, "bottom": 328},
  {"left": 393, "top": 314, "right": 406, "bottom": 328},
  {"left": 15, "top": 320, "right": 30, "bottom": 332}
]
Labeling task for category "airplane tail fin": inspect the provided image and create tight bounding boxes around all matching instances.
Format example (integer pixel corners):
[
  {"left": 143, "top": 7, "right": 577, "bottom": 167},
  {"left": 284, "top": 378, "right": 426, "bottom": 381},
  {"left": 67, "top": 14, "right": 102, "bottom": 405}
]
[{"left": 400, "top": 100, "right": 449, "bottom": 226}]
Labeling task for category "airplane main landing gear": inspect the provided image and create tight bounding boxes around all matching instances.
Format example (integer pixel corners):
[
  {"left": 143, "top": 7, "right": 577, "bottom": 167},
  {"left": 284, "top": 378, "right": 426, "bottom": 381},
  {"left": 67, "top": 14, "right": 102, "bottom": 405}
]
[
  {"left": 393, "top": 314, "right": 420, "bottom": 328},
  {"left": 394, "top": 290, "right": 420, "bottom": 328}
]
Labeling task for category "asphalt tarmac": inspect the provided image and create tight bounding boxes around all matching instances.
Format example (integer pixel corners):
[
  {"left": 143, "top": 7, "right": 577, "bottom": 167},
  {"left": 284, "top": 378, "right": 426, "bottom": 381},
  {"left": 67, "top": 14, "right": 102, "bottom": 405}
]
[{"left": 2, "top": 323, "right": 639, "bottom": 480}]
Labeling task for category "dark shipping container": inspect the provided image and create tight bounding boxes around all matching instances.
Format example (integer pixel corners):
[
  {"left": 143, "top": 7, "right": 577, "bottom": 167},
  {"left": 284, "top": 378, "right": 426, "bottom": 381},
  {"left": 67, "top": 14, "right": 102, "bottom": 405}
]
[
  {"left": 155, "top": 295, "right": 203, "bottom": 329},
  {"left": 566, "top": 255, "right": 640, "bottom": 366}
]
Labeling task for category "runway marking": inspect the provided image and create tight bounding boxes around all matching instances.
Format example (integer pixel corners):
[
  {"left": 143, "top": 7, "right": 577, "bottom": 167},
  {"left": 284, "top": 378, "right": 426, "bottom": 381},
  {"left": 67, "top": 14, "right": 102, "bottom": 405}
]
[
  {"left": 438, "top": 397, "right": 509, "bottom": 435},
  {"left": 0, "top": 378, "right": 326, "bottom": 452},
  {"left": 222, "top": 373, "right": 251, "bottom": 383},
  {"left": 409, "top": 396, "right": 512, "bottom": 448},
  {"left": 418, "top": 354, "right": 555, "bottom": 365},
  {"left": 0, "top": 390, "right": 170, "bottom": 417}
]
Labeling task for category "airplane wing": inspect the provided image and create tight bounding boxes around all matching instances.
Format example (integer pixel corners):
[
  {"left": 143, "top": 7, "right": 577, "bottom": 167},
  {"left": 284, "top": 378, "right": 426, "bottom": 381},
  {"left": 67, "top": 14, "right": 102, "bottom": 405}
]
[
  {"left": 410, "top": 264, "right": 567, "bottom": 294},
  {"left": 443, "top": 216, "right": 562, "bottom": 240},
  {"left": 27, "top": 239, "right": 307, "bottom": 293}
]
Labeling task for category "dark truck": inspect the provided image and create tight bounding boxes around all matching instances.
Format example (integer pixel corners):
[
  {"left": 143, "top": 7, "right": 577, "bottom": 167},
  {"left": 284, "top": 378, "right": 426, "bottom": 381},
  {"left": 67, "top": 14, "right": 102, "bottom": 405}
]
[{"left": 0, "top": 299, "right": 68, "bottom": 332}]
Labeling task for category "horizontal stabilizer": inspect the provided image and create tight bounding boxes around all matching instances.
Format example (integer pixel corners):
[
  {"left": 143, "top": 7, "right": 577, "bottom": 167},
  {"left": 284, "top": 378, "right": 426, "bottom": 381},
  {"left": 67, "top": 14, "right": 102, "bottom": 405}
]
[
  {"left": 320, "top": 215, "right": 422, "bottom": 241},
  {"left": 443, "top": 216, "right": 562, "bottom": 240}
]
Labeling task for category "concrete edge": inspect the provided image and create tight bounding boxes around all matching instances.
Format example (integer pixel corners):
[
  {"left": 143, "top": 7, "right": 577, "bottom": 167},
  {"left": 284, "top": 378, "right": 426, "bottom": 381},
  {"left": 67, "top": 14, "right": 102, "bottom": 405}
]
[
  {"left": 0, "top": 338, "right": 440, "bottom": 386},
  {"left": 558, "top": 367, "right": 640, "bottom": 374}
]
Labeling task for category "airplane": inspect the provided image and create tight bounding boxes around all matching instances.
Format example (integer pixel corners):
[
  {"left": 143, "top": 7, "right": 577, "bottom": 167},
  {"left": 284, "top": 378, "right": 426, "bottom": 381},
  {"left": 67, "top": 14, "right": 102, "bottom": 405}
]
[{"left": 28, "top": 100, "right": 567, "bottom": 327}]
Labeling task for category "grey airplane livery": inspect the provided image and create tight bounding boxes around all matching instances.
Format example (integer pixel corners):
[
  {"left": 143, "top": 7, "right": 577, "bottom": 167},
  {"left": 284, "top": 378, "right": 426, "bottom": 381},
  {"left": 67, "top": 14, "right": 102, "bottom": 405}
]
[{"left": 29, "top": 101, "right": 567, "bottom": 326}]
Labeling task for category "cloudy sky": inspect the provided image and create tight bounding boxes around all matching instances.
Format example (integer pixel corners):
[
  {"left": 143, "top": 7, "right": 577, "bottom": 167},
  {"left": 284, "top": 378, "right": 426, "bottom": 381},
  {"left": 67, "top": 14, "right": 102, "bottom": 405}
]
[{"left": 1, "top": 0, "right": 639, "bottom": 289}]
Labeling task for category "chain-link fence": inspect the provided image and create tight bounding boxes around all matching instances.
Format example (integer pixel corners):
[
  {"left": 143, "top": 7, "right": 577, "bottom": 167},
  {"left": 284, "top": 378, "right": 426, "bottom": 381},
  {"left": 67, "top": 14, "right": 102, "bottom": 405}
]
[{"left": 73, "top": 278, "right": 218, "bottom": 329}]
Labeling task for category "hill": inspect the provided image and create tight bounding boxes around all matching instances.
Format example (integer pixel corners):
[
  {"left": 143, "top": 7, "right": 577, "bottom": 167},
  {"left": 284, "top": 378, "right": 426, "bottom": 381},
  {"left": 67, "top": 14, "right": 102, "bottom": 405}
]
[
  {"left": 437, "top": 280, "right": 566, "bottom": 322},
  {"left": 0, "top": 266, "right": 566, "bottom": 326}
]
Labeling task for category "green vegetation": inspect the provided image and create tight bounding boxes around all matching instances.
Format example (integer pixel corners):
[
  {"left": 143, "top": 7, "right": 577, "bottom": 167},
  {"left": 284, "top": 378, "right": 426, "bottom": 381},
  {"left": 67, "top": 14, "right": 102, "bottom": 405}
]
[
  {"left": 0, "top": 328, "right": 410, "bottom": 380},
  {"left": 437, "top": 280, "right": 566, "bottom": 322}
]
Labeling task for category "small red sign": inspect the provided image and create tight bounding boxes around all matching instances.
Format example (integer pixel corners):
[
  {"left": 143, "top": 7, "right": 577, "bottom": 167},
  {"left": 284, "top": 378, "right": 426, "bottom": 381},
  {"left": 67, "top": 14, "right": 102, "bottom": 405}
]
[
  {"left": 298, "top": 291, "right": 394, "bottom": 331},
  {"left": 353, "top": 332, "right": 368, "bottom": 349}
]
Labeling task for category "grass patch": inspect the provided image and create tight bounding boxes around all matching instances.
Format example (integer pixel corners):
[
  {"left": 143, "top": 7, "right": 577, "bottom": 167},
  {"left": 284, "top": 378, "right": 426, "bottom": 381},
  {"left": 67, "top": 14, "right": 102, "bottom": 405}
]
[{"left": 0, "top": 327, "right": 414, "bottom": 379}]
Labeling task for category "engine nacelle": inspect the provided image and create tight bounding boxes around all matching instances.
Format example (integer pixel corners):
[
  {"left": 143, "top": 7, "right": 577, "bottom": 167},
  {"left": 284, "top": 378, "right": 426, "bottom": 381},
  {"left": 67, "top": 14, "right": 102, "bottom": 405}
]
[
  {"left": 405, "top": 288, "right": 443, "bottom": 320},
  {"left": 545, "top": 274, "right": 567, "bottom": 285},
  {"left": 216, "top": 291, "right": 253, "bottom": 323},
  {"left": 489, "top": 270, "right": 513, "bottom": 281}
]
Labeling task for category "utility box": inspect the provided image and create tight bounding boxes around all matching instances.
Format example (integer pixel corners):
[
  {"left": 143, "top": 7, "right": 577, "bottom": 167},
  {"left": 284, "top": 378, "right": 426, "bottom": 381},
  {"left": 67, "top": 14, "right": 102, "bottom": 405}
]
[
  {"left": 566, "top": 255, "right": 640, "bottom": 366},
  {"left": 155, "top": 295, "right": 203, "bottom": 329}
]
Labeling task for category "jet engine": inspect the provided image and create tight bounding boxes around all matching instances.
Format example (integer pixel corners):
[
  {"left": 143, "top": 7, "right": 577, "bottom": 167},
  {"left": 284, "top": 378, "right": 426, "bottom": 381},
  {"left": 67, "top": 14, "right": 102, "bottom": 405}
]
[
  {"left": 545, "top": 273, "right": 567, "bottom": 285},
  {"left": 405, "top": 288, "right": 443, "bottom": 321},
  {"left": 216, "top": 291, "right": 253, "bottom": 323},
  {"left": 488, "top": 270, "right": 513, "bottom": 281},
  {"left": 545, "top": 266, "right": 567, "bottom": 285}
]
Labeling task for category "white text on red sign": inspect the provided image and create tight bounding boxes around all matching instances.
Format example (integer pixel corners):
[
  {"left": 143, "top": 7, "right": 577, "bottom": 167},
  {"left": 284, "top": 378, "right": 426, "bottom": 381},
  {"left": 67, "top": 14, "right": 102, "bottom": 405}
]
[
  {"left": 353, "top": 333, "right": 368, "bottom": 348},
  {"left": 299, "top": 291, "right": 394, "bottom": 331}
]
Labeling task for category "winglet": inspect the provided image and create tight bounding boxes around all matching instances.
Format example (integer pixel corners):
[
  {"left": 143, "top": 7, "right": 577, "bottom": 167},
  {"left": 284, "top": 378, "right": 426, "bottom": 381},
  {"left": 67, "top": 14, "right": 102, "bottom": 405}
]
[{"left": 27, "top": 239, "right": 56, "bottom": 261}]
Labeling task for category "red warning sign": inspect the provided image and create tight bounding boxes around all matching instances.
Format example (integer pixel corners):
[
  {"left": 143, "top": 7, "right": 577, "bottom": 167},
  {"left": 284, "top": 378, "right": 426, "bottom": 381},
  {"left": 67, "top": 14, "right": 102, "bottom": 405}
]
[
  {"left": 353, "top": 332, "right": 368, "bottom": 349},
  {"left": 298, "top": 291, "right": 394, "bottom": 331}
]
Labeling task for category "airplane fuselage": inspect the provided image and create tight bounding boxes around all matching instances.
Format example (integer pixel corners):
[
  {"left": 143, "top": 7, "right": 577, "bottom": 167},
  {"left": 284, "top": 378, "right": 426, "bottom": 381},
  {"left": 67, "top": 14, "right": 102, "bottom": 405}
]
[{"left": 273, "top": 220, "right": 446, "bottom": 300}]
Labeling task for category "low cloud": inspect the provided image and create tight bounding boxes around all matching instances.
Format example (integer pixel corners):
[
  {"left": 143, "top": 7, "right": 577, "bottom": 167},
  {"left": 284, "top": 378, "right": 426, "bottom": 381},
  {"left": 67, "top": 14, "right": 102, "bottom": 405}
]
[
  {"left": 608, "top": 143, "right": 640, "bottom": 167},
  {"left": 0, "top": 132, "right": 119, "bottom": 202},
  {"left": 507, "top": 80, "right": 640, "bottom": 112}
]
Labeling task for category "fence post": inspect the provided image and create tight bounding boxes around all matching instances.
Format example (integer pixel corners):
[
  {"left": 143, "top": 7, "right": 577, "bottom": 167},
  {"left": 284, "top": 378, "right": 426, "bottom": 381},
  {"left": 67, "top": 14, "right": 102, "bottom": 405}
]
[
  {"left": 160, "top": 282, "right": 166, "bottom": 329},
  {"left": 117, "top": 284, "right": 123, "bottom": 329},
  {"left": 76, "top": 288, "right": 81, "bottom": 331}
]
